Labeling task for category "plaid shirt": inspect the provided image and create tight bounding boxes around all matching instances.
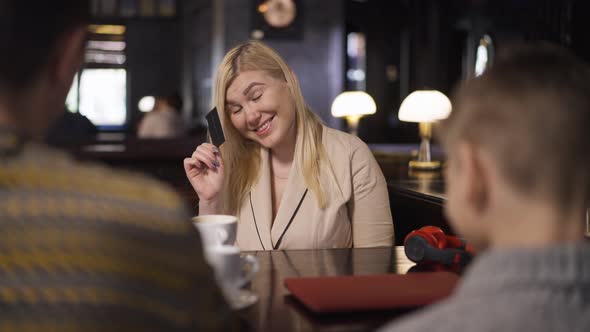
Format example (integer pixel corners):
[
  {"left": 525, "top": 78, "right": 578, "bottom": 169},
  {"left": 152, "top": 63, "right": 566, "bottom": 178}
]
[{"left": 0, "top": 129, "right": 238, "bottom": 331}]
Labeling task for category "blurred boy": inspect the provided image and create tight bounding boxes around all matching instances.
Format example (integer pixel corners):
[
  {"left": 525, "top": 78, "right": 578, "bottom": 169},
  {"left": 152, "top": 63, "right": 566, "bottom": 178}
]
[
  {"left": 0, "top": 1, "right": 236, "bottom": 330},
  {"left": 380, "top": 43, "right": 590, "bottom": 331}
]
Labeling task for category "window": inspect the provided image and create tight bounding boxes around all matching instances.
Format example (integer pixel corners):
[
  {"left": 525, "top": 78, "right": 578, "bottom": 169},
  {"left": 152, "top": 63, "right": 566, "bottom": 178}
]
[
  {"left": 79, "top": 69, "right": 127, "bottom": 126},
  {"left": 66, "top": 24, "right": 128, "bottom": 129},
  {"left": 65, "top": 74, "right": 79, "bottom": 113},
  {"left": 346, "top": 32, "right": 367, "bottom": 91},
  {"left": 475, "top": 34, "right": 494, "bottom": 77}
]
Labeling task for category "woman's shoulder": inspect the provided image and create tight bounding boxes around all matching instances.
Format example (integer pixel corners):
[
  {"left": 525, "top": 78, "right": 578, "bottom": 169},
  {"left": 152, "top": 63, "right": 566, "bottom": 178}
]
[{"left": 322, "top": 125, "right": 371, "bottom": 155}]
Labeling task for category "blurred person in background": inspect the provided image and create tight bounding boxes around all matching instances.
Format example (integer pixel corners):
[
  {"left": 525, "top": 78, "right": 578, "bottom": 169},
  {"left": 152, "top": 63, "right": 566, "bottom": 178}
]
[
  {"left": 380, "top": 43, "right": 590, "bottom": 332},
  {"left": 45, "top": 108, "right": 98, "bottom": 148},
  {"left": 0, "top": 1, "right": 236, "bottom": 330},
  {"left": 138, "top": 93, "right": 185, "bottom": 138}
]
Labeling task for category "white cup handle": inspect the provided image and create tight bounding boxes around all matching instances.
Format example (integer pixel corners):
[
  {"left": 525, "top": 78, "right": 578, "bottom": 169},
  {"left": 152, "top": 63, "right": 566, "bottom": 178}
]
[
  {"left": 216, "top": 228, "right": 228, "bottom": 244},
  {"left": 236, "top": 254, "right": 259, "bottom": 288}
]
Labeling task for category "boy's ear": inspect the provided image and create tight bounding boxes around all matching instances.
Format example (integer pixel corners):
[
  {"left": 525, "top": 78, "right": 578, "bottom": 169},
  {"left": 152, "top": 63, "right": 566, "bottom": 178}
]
[
  {"left": 50, "top": 26, "right": 87, "bottom": 89},
  {"left": 457, "top": 142, "right": 491, "bottom": 215}
]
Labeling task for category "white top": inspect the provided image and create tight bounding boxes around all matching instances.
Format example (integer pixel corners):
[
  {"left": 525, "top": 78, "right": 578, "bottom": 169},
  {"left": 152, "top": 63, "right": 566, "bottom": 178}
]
[{"left": 137, "top": 107, "right": 184, "bottom": 138}]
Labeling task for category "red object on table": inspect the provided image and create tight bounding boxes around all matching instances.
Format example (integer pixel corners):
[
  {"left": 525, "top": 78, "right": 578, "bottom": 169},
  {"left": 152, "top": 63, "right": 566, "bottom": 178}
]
[{"left": 284, "top": 272, "right": 459, "bottom": 313}]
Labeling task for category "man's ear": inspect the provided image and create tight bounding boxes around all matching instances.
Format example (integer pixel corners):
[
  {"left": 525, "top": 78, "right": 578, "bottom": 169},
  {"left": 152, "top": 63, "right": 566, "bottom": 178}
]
[
  {"left": 456, "top": 142, "right": 492, "bottom": 215},
  {"left": 50, "top": 25, "right": 87, "bottom": 88}
]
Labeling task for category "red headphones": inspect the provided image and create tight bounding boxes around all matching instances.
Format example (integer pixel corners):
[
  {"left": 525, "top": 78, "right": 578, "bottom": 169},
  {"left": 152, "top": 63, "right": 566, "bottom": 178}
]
[{"left": 404, "top": 226, "right": 475, "bottom": 267}]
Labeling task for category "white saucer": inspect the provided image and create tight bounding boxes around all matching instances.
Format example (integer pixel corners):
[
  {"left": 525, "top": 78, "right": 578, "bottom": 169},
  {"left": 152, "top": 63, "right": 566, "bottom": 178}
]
[{"left": 227, "top": 289, "right": 259, "bottom": 310}]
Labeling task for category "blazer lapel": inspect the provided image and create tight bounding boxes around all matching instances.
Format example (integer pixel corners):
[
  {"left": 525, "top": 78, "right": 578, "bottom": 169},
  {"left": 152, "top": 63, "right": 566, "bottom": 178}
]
[
  {"left": 249, "top": 147, "right": 274, "bottom": 250},
  {"left": 270, "top": 158, "right": 308, "bottom": 249}
]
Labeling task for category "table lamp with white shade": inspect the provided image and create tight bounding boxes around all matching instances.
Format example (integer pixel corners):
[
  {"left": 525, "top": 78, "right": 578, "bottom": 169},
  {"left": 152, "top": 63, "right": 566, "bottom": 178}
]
[
  {"left": 398, "top": 90, "right": 452, "bottom": 170},
  {"left": 331, "top": 91, "right": 376, "bottom": 136}
]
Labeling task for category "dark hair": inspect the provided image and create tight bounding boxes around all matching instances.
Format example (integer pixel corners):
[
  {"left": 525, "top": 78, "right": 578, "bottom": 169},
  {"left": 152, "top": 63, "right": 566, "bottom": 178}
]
[
  {"left": 0, "top": 0, "right": 90, "bottom": 91},
  {"left": 440, "top": 42, "right": 590, "bottom": 212},
  {"left": 165, "top": 93, "right": 183, "bottom": 112}
]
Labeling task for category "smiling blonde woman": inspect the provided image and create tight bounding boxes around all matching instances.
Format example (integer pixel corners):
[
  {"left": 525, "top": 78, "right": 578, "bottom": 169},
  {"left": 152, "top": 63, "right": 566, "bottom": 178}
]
[{"left": 184, "top": 41, "right": 394, "bottom": 250}]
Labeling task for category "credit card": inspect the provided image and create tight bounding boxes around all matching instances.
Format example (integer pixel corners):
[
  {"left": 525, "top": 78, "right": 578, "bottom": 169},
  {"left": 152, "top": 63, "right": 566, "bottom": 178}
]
[{"left": 206, "top": 107, "right": 225, "bottom": 147}]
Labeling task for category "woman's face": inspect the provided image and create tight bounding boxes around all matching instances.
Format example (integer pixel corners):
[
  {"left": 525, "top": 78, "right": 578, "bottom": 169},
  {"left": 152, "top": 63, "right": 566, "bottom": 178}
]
[{"left": 225, "top": 70, "right": 297, "bottom": 150}]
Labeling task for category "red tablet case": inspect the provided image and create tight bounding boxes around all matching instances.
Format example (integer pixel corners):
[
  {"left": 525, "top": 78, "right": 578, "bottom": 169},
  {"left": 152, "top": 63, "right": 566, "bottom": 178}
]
[{"left": 284, "top": 272, "right": 459, "bottom": 313}]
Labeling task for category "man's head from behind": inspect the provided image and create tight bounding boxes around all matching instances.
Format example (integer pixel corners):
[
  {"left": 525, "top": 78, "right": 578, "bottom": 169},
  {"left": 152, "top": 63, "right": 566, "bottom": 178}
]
[
  {"left": 0, "top": 0, "right": 89, "bottom": 138},
  {"left": 440, "top": 42, "right": 590, "bottom": 249}
]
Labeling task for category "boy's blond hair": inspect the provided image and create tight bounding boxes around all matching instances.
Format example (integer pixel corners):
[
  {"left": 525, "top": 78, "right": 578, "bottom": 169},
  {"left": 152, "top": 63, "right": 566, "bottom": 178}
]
[{"left": 439, "top": 43, "right": 590, "bottom": 213}]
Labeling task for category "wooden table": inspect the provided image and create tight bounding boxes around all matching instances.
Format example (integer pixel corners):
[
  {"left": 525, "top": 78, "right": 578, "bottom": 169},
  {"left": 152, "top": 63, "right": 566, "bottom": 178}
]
[{"left": 237, "top": 247, "right": 423, "bottom": 332}]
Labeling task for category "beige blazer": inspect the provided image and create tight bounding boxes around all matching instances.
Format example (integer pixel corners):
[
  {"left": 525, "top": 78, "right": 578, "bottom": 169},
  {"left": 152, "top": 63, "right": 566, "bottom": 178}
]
[{"left": 236, "top": 126, "right": 394, "bottom": 251}]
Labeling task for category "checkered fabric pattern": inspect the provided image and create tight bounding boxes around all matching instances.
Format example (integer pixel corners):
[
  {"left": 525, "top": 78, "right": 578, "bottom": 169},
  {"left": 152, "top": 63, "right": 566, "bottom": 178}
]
[{"left": 0, "top": 129, "right": 237, "bottom": 331}]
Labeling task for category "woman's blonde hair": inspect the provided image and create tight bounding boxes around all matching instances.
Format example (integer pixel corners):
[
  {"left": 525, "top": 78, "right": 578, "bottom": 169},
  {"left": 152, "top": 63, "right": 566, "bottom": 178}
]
[{"left": 214, "top": 40, "right": 328, "bottom": 215}]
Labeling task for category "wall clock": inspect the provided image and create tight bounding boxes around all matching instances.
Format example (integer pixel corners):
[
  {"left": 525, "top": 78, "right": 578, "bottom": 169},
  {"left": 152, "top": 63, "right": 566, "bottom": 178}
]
[
  {"left": 251, "top": 0, "right": 303, "bottom": 40},
  {"left": 263, "top": 0, "right": 297, "bottom": 28}
]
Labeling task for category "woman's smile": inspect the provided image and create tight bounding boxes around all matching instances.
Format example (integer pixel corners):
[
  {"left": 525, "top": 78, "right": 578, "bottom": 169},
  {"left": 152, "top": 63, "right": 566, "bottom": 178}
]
[{"left": 254, "top": 115, "right": 275, "bottom": 136}]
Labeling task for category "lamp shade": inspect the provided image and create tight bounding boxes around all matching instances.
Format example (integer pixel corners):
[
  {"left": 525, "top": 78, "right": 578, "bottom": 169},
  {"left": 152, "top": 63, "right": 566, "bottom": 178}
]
[
  {"left": 331, "top": 91, "right": 376, "bottom": 118},
  {"left": 398, "top": 90, "right": 451, "bottom": 123}
]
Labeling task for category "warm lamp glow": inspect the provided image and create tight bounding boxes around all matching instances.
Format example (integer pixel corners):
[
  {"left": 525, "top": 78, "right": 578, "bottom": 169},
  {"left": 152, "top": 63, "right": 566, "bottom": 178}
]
[
  {"left": 88, "top": 24, "right": 126, "bottom": 35},
  {"left": 331, "top": 91, "right": 376, "bottom": 117},
  {"left": 258, "top": 4, "right": 268, "bottom": 12},
  {"left": 398, "top": 90, "right": 452, "bottom": 171},
  {"left": 398, "top": 90, "right": 451, "bottom": 123},
  {"left": 138, "top": 96, "right": 155, "bottom": 112},
  {"left": 331, "top": 91, "right": 376, "bottom": 136}
]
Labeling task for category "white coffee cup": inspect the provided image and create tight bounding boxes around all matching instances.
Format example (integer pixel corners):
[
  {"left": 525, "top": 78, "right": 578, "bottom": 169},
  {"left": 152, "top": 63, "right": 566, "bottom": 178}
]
[
  {"left": 205, "top": 245, "right": 259, "bottom": 292},
  {"left": 192, "top": 214, "right": 237, "bottom": 247}
]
